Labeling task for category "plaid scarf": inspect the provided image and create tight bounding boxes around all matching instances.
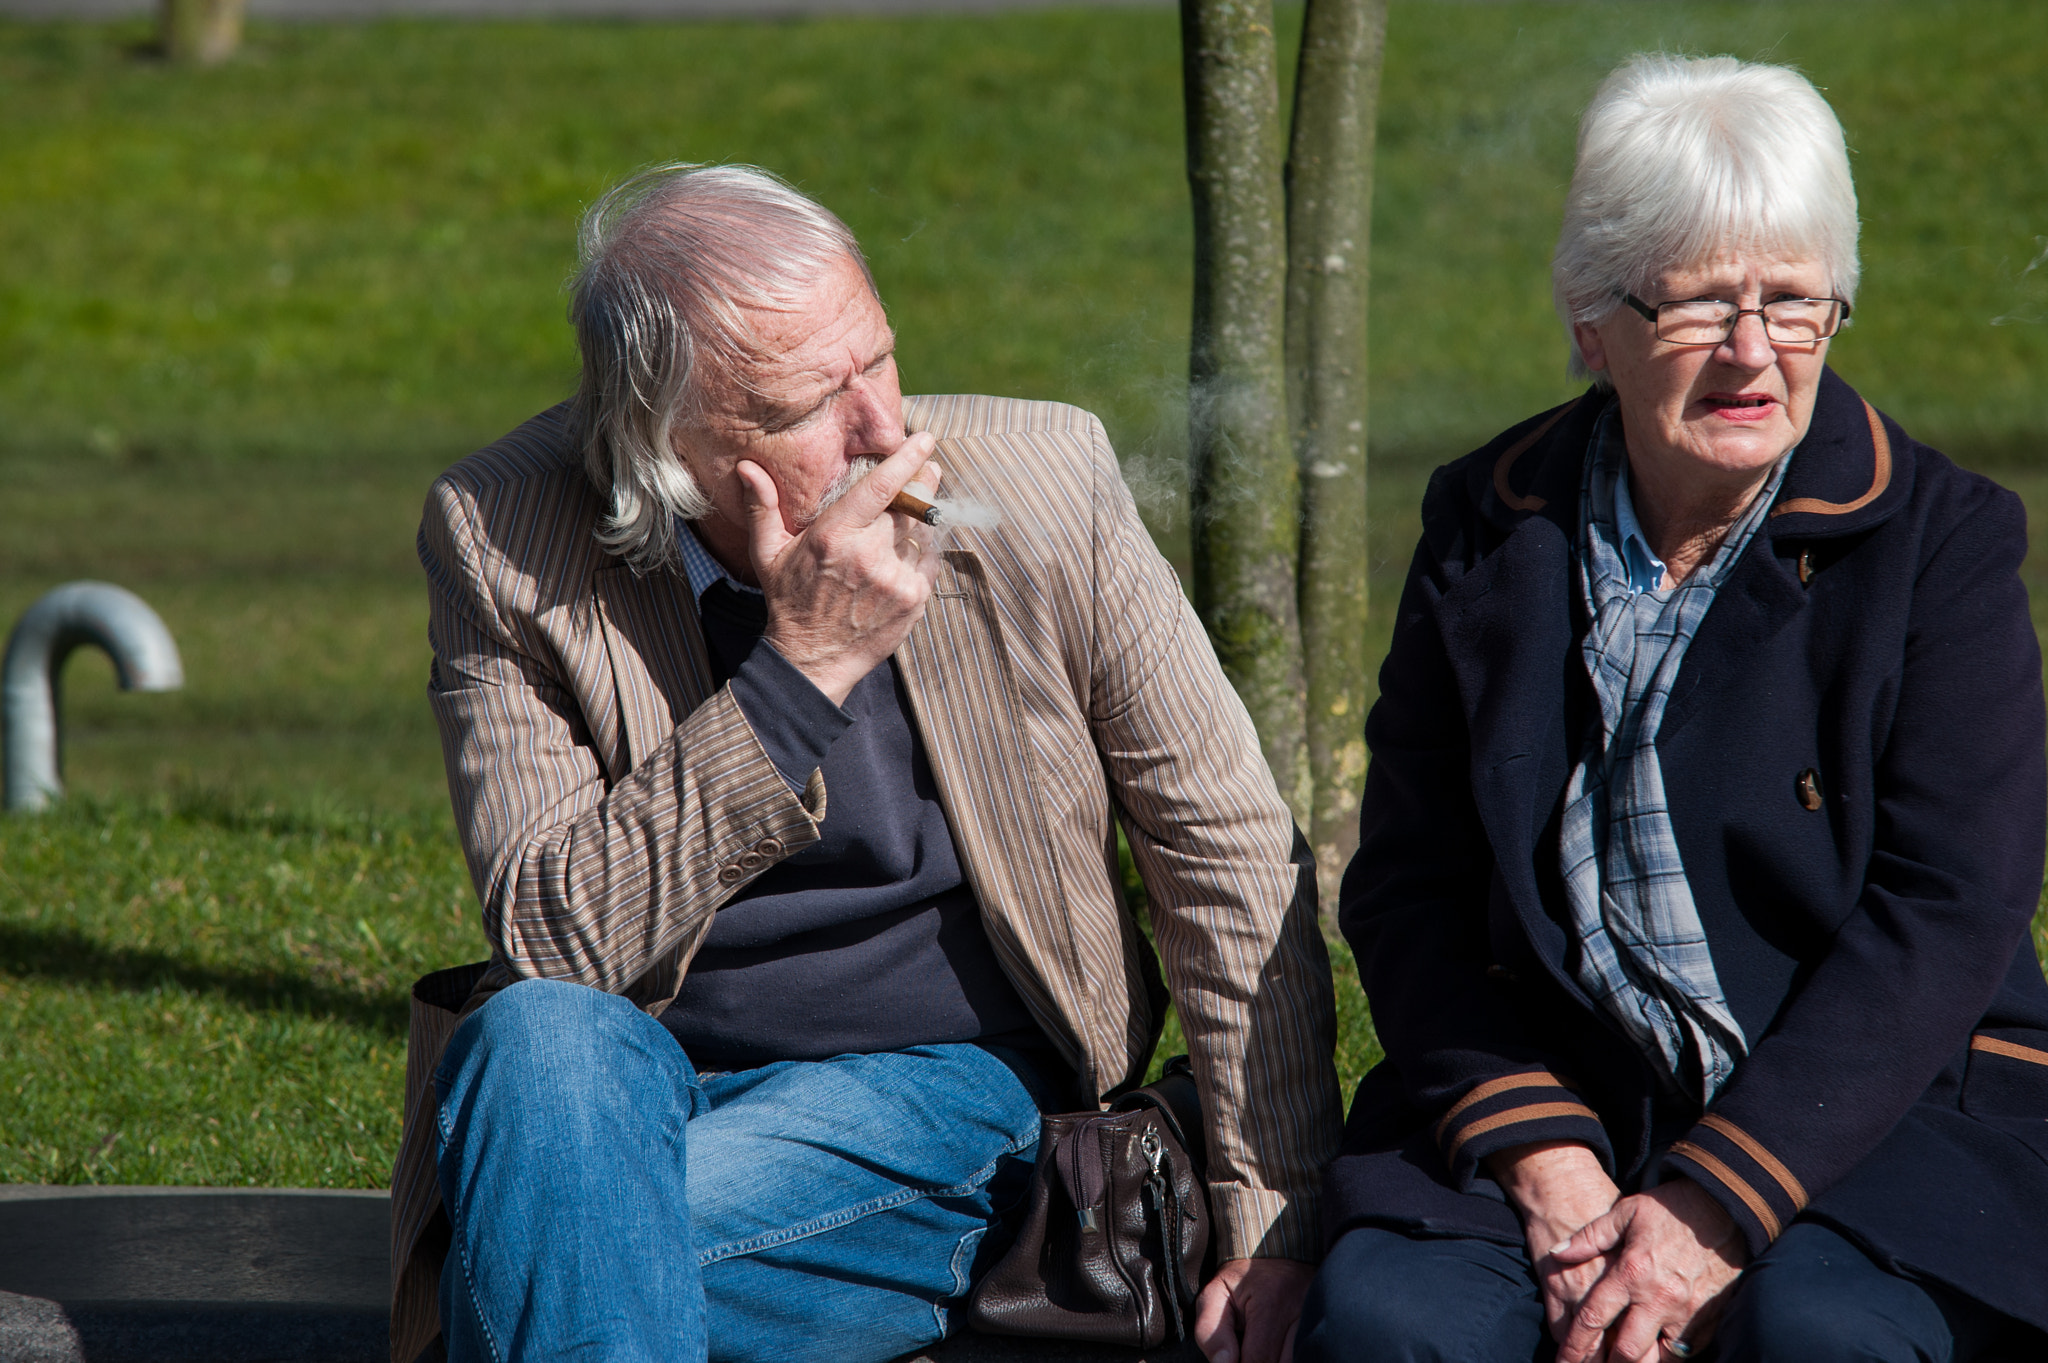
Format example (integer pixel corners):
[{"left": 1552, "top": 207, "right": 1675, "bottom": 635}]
[{"left": 1559, "top": 408, "right": 1791, "bottom": 1104}]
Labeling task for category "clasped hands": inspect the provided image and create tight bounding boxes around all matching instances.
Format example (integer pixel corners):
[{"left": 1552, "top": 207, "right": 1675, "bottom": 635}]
[
  {"left": 1489, "top": 1141, "right": 1747, "bottom": 1363},
  {"left": 735, "top": 433, "right": 942, "bottom": 707}
]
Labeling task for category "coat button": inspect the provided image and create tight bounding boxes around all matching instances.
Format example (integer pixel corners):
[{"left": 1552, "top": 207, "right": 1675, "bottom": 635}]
[
  {"left": 1796, "top": 769, "right": 1824, "bottom": 811},
  {"left": 754, "top": 837, "right": 783, "bottom": 857},
  {"left": 738, "top": 851, "right": 763, "bottom": 870},
  {"left": 717, "top": 865, "right": 743, "bottom": 885}
]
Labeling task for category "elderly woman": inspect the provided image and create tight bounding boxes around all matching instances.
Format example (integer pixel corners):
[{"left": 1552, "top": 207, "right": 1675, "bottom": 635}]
[{"left": 1298, "top": 55, "right": 2048, "bottom": 1363}]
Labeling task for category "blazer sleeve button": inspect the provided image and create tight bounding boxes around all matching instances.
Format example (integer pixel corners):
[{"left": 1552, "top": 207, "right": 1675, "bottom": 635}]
[
  {"left": 738, "top": 851, "right": 764, "bottom": 870},
  {"left": 717, "top": 865, "right": 744, "bottom": 885},
  {"left": 1796, "top": 769, "right": 1824, "bottom": 811},
  {"left": 754, "top": 837, "right": 783, "bottom": 857}
]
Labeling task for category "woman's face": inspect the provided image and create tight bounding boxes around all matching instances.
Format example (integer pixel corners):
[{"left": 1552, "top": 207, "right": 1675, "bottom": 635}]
[{"left": 1573, "top": 251, "right": 1834, "bottom": 489}]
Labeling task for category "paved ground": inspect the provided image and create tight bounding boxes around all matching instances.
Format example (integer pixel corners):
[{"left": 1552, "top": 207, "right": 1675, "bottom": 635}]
[
  {"left": 0, "top": 1184, "right": 1199, "bottom": 1363},
  {"left": 1, "top": 0, "right": 1165, "bottom": 20}
]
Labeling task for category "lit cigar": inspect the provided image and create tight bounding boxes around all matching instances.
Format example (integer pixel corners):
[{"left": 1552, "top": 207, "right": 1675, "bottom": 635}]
[{"left": 888, "top": 487, "right": 945, "bottom": 527}]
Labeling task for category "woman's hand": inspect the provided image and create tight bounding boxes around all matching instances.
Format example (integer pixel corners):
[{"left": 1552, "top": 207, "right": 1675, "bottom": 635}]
[
  {"left": 1485, "top": 1142, "right": 1622, "bottom": 1345},
  {"left": 1550, "top": 1178, "right": 1747, "bottom": 1362}
]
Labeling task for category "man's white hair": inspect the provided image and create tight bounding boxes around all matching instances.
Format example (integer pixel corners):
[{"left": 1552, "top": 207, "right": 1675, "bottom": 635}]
[
  {"left": 568, "top": 163, "right": 873, "bottom": 571},
  {"left": 1553, "top": 54, "right": 1860, "bottom": 385}
]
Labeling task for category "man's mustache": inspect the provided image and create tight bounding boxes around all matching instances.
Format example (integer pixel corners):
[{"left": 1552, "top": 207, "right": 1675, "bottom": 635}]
[{"left": 793, "top": 456, "right": 881, "bottom": 529}]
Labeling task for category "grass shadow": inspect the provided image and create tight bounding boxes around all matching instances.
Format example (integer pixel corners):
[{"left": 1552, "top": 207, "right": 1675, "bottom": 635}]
[{"left": 0, "top": 920, "right": 408, "bottom": 1038}]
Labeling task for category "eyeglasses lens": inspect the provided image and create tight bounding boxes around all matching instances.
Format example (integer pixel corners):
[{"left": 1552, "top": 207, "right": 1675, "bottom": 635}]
[{"left": 1656, "top": 299, "right": 1840, "bottom": 344}]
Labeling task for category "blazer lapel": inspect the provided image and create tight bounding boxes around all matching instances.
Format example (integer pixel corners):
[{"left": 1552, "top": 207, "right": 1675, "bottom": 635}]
[
  {"left": 895, "top": 547, "right": 1091, "bottom": 1074},
  {"left": 1666, "top": 369, "right": 1905, "bottom": 741},
  {"left": 1659, "top": 542, "right": 1807, "bottom": 745},
  {"left": 1437, "top": 518, "right": 1578, "bottom": 896},
  {"left": 592, "top": 563, "right": 715, "bottom": 777},
  {"left": 1438, "top": 400, "right": 1595, "bottom": 983}
]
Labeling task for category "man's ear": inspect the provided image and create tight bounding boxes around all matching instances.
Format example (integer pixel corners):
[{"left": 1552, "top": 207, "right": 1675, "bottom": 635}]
[{"left": 1572, "top": 320, "right": 1609, "bottom": 375}]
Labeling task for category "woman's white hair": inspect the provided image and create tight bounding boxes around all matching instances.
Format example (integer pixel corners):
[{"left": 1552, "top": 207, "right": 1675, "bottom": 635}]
[
  {"left": 569, "top": 163, "right": 873, "bottom": 571},
  {"left": 1553, "top": 54, "right": 1860, "bottom": 384}
]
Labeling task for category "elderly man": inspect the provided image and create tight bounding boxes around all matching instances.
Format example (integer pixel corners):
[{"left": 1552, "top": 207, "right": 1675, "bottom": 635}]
[{"left": 385, "top": 163, "right": 1340, "bottom": 1363}]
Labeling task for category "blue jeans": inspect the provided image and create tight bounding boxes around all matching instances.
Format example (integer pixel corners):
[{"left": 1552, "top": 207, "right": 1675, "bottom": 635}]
[
  {"left": 431, "top": 978, "right": 1046, "bottom": 1363},
  {"left": 1296, "top": 1221, "right": 2024, "bottom": 1363}
]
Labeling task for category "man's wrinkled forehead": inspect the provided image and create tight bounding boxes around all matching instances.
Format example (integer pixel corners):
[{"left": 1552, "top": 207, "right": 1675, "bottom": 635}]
[{"left": 712, "top": 258, "right": 891, "bottom": 413}]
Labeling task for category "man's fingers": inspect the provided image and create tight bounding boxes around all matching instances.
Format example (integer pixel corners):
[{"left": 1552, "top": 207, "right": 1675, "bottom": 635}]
[
  {"left": 902, "top": 461, "right": 945, "bottom": 502},
  {"left": 1241, "top": 1301, "right": 1292, "bottom": 1363},
  {"left": 820, "top": 431, "right": 938, "bottom": 528},
  {"left": 735, "top": 459, "right": 793, "bottom": 569},
  {"left": 1191, "top": 1275, "right": 1240, "bottom": 1363}
]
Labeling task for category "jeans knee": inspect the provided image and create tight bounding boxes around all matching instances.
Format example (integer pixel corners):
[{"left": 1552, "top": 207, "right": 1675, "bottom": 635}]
[{"left": 438, "top": 978, "right": 689, "bottom": 1120}]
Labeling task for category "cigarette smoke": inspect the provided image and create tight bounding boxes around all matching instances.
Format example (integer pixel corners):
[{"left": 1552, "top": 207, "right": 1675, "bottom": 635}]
[{"left": 925, "top": 496, "right": 1003, "bottom": 531}]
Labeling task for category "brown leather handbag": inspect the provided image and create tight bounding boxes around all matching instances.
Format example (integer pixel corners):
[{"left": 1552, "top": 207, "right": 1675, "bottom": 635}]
[{"left": 965, "top": 1056, "right": 1211, "bottom": 1348}]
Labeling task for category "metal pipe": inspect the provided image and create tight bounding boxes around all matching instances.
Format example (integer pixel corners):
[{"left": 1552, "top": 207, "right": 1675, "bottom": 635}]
[{"left": 4, "top": 582, "right": 183, "bottom": 813}]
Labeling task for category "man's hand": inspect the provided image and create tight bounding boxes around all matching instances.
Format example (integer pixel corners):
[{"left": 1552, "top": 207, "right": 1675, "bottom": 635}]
[
  {"left": 1486, "top": 1141, "right": 1623, "bottom": 1346},
  {"left": 736, "top": 433, "right": 942, "bottom": 705},
  {"left": 1193, "top": 1257, "right": 1314, "bottom": 1363},
  {"left": 1550, "top": 1178, "right": 1746, "bottom": 1363}
]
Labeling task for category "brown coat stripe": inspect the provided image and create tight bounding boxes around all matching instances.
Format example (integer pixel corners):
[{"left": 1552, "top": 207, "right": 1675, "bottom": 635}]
[
  {"left": 1971, "top": 1034, "right": 2048, "bottom": 1067},
  {"left": 1433, "top": 1070, "right": 1577, "bottom": 1142},
  {"left": 1669, "top": 1140, "right": 1783, "bottom": 1241},
  {"left": 1441, "top": 1102, "right": 1604, "bottom": 1167},
  {"left": 1699, "top": 1113, "right": 1809, "bottom": 1209}
]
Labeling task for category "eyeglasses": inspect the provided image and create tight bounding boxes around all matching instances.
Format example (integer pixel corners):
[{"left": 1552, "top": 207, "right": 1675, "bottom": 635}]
[{"left": 1617, "top": 292, "right": 1850, "bottom": 345}]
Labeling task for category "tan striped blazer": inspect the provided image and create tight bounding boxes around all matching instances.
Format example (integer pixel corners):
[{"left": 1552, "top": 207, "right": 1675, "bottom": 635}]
[{"left": 388, "top": 394, "right": 1341, "bottom": 1363}]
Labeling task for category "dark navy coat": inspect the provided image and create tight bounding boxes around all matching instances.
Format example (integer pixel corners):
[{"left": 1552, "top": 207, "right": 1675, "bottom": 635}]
[{"left": 1326, "top": 368, "right": 2048, "bottom": 1329}]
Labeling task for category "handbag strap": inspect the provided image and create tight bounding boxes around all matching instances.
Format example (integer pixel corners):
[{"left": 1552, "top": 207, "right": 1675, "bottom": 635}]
[{"left": 1111, "top": 1055, "right": 1206, "bottom": 1181}]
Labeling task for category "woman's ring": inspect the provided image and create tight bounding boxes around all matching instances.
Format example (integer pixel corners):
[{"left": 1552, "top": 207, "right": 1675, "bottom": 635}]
[{"left": 1663, "top": 1339, "right": 1695, "bottom": 1360}]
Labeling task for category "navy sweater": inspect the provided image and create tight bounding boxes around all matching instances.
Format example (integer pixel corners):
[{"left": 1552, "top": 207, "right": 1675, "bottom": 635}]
[{"left": 656, "top": 581, "right": 1041, "bottom": 1071}]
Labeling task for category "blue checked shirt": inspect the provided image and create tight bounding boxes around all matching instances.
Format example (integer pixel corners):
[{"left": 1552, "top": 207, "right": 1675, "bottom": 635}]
[{"left": 1558, "top": 407, "right": 1791, "bottom": 1104}]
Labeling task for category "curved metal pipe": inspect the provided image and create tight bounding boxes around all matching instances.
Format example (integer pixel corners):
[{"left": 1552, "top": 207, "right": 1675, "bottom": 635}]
[{"left": 4, "top": 582, "right": 184, "bottom": 813}]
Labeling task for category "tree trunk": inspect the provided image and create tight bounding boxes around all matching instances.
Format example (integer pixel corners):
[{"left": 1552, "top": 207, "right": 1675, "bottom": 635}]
[
  {"left": 1286, "top": 0, "right": 1387, "bottom": 929},
  {"left": 161, "top": 0, "right": 245, "bottom": 65},
  {"left": 1181, "top": 0, "right": 1311, "bottom": 830}
]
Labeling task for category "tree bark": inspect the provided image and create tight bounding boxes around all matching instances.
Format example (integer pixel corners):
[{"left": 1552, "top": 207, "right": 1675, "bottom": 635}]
[
  {"left": 1181, "top": 0, "right": 1311, "bottom": 830},
  {"left": 1286, "top": 0, "right": 1386, "bottom": 929},
  {"left": 160, "top": 0, "right": 245, "bottom": 65}
]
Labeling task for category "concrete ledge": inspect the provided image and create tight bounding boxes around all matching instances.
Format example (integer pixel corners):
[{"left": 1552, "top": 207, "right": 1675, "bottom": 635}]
[
  {"left": 0, "top": 1186, "right": 1201, "bottom": 1363},
  {"left": 0, "top": 1186, "right": 388, "bottom": 1363}
]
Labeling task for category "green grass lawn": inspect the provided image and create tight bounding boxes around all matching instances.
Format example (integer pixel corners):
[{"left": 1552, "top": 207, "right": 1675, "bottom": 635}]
[{"left": 2, "top": 1, "right": 2046, "bottom": 1186}]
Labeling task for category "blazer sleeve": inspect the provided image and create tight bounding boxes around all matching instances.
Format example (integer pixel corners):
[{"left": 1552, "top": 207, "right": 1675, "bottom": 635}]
[
  {"left": 1662, "top": 480, "right": 2048, "bottom": 1256},
  {"left": 419, "top": 472, "right": 826, "bottom": 1002},
  {"left": 1342, "top": 519, "right": 1613, "bottom": 1189},
  {"left": 1076, "top": 416, "right": 1344, "bottom": 1263}
]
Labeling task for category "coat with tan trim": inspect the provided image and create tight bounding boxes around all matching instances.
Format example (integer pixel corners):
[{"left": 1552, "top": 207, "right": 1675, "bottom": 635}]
[
  {"left": 1325, "top": 368, "right": 2048, "bottom": 1332},
  {"left": 388, "top": 394, "right": 1342, "bottom": 1363}
]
